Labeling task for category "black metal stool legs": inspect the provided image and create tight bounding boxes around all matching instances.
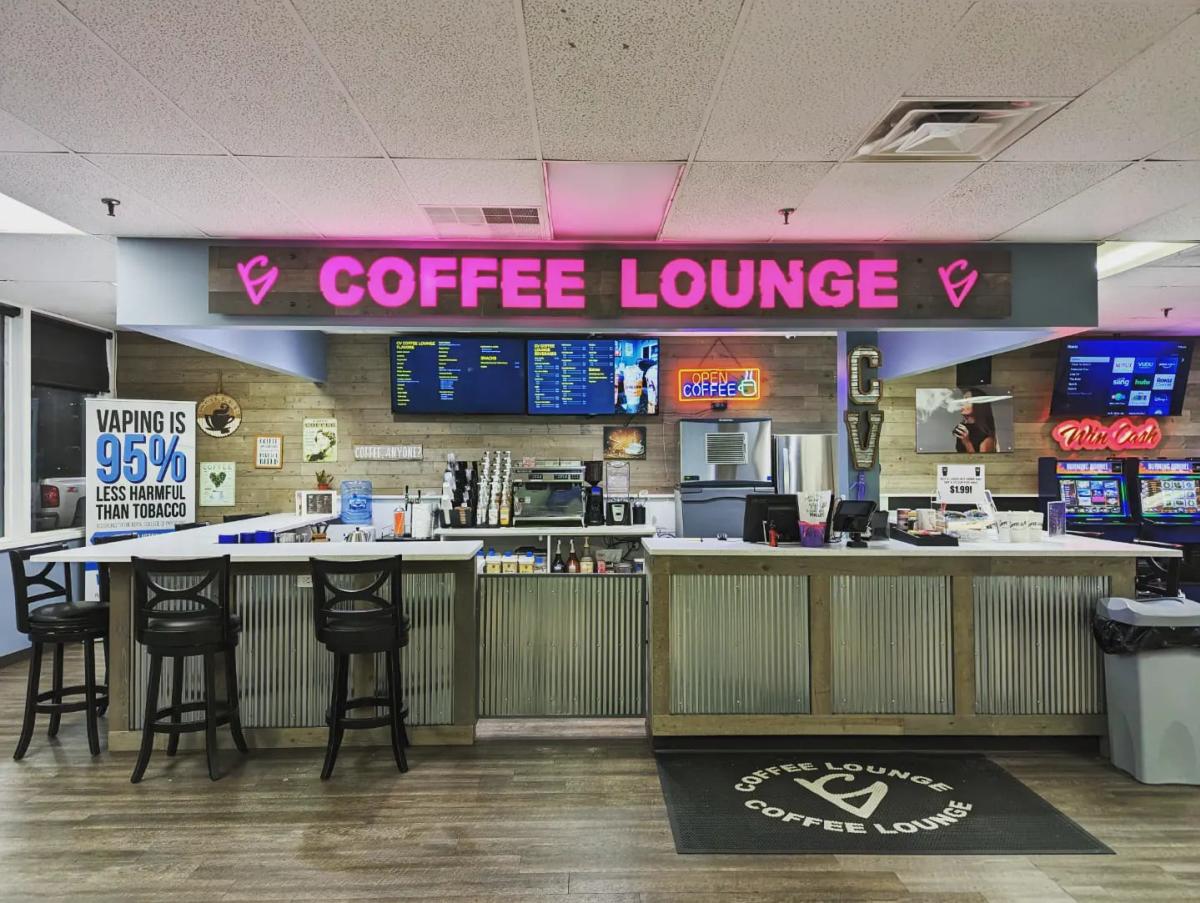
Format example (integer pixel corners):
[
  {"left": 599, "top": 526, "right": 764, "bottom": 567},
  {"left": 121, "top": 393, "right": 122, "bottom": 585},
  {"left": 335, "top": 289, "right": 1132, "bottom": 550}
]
[
  {"left": 98, "top": 636, "right": 110, "bottom": 717},
  {"left": 47, "top": 644, "right": 64, "bottom": 738},
  {"left": 321, "top": 654, "right": 350, "bottom": 781},
  {"left": 14, "top": 643, "right": 44, "bottom": 761},
  {"left": 166, "top": 657, "right": 185, "bottom": 757},
  {"left": 386, "top": 651, "right": 409, "bottom": 773},
  {"left": 132, "top": 653, "right": 163, "bottom": 784},
  {"left": 82, "top": 639, "right": 101, "bottom": 756},
  {"left": 202, "top": 653, "right": 220, "bottom": 781}
]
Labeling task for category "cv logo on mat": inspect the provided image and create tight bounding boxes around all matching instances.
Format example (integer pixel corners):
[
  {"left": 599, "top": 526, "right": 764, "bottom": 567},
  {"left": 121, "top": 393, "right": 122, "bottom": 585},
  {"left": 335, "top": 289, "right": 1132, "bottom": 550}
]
[
  {"left": 237, "top": 254, "right": 279, "bottom": 306},
  {"left": 937, "top": 258, "right": 978, "bottom": 308},
  {"left": 795, "top": 772, "right": 889, "bottom": 819}
]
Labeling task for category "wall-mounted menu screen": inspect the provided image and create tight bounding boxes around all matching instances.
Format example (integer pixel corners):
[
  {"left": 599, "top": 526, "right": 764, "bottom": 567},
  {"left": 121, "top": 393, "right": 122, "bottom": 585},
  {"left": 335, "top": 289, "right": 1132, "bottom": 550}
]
[
  {"left": 527, "top": 338, "right": 660, "bottom": 415},
  {"left": 1050, "top": 338, "right": 1193, "bottom": 417},
  {"left": 390, "top": 337, "right": 525, "bottom": 414}
]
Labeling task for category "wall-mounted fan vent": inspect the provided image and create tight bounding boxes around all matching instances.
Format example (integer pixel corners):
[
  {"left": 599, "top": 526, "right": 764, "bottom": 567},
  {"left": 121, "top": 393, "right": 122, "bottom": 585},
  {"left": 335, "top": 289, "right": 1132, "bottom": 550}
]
[
  {"left": 851, "top": 99, "right": 1063, "bottom": 162},
  {"left": 705, "top": 432, "right": 749, "bottom": 466}
]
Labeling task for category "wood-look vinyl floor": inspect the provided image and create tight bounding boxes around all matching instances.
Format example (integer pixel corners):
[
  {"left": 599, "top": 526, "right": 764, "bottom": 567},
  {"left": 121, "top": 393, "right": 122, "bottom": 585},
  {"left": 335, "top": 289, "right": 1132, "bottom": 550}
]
[{"left": 0, "top": 650, "right": 1198, "bottom": 902}]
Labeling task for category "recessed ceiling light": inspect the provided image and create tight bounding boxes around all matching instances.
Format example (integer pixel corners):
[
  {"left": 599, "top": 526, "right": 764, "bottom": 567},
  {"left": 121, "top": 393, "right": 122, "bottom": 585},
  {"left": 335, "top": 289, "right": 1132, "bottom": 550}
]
[
  {"left": 0, "top": 191, "right": 82, "bottom": 235},
  {"left": 1096, "top": 241, "right": 1197, "bottom": 279}
]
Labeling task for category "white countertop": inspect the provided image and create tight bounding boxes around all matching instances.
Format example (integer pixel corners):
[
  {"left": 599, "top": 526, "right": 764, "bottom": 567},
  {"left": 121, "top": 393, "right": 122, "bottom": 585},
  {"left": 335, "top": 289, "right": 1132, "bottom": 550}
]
[
  {"left": 31, "top": 514, "right": 482, "bottom": 564},
  {"left": 641, "top": 534, "right": 1180, "bottom": 558},
  {"left": 433, "top": 525, "right": 656, "bottom": 539}
]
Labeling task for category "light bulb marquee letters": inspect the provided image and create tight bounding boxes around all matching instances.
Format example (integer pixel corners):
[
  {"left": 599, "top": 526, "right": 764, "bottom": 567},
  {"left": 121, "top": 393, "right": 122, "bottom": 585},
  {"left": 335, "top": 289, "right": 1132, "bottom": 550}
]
[{"left": 845, "top": 345, "right": 884, "bottom": 470}]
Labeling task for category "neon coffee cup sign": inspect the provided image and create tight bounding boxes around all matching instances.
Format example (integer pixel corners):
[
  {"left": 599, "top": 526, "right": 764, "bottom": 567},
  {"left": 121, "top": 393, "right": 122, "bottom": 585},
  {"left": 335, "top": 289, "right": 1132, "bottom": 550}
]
[{"left": 211, "top": 246, "right": 1011, "bottom": 322}]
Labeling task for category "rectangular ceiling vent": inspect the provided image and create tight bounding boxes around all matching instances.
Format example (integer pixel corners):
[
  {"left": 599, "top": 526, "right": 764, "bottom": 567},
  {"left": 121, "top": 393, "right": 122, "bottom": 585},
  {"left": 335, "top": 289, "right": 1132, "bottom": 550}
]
[
  {"left": 421, "top": 205, "right": 548, "bottom": 239},
  {"left": 705, "top": 432, "right": 749, "bottom": 466},
  {"left": 850, "top": 99, "right": 1063, "bottom": 162}
]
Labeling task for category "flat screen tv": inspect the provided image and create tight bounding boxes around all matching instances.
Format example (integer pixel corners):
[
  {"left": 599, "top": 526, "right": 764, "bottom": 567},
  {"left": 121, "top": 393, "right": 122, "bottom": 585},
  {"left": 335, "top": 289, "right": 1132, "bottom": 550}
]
[
  {"left": 527, "top": 337, "right": 660, "bottom": 415},
  {"left": 1049, "top": 337, "right": 1193, "bottom": 417},
  {"left": 389, "top": 336, "right": 526, "bottom": 414}
]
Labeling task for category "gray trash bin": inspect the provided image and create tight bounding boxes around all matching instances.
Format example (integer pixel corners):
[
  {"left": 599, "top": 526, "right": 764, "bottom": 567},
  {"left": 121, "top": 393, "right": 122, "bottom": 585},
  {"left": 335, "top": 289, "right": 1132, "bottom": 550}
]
[{"left": 1094, "top": 596, "right": 1200, "bottom": 784}]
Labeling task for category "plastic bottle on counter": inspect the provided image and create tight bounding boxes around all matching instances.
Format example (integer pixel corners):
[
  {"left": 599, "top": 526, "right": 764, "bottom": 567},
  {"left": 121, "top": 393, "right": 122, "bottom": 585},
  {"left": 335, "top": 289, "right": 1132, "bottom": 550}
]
[
  {"left": 519, "top": 552, "right": 534, "bottom": 574},
  {"left": 485, "top": 548, "right": 501, "bottom": 574},
  {"left": 551, "top": 541, "right": 566, "bottom": 573},
  {"left": 502, "top": 552, "right": 517, "bottom": 574},
  {"left": 535, "top": 554, "right": 547, "bottom": 573}
]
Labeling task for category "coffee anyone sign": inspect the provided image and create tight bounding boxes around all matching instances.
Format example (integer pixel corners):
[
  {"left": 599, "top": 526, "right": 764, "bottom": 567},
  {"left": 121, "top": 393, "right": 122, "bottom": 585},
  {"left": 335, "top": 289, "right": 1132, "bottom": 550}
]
[{"left": 210, "top": 245, "right": 1012, "bottom": 326}]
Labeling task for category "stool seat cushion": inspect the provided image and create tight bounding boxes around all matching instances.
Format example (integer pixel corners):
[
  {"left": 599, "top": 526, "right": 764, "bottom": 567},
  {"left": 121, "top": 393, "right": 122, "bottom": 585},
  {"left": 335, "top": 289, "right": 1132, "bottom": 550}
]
[
  {"left": 143, "top": 613, "right": 242, "bottom": 648},
  {"left": 29, "top": 601, "right": 108, "bottom": 629},
  {"left": 317, "top": 621, "right": 408, "bottom": 655}
]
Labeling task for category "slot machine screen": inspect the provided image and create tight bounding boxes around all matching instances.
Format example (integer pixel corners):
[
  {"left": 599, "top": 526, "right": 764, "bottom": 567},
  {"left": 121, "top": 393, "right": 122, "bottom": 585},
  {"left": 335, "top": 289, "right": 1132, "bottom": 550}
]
[
  {"left": 1138, "top": 459, "right": 1200, "bottom": 520},
  {"left": 1055, "top": 460, "right": 1130, "bottom": 520}
]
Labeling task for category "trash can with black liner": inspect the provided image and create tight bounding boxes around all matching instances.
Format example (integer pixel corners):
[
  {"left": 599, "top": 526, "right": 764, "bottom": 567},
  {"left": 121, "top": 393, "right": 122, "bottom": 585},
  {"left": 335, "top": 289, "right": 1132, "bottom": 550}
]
[{"left": 1094, "top": 596, "right": 1200, "bottom": 785}]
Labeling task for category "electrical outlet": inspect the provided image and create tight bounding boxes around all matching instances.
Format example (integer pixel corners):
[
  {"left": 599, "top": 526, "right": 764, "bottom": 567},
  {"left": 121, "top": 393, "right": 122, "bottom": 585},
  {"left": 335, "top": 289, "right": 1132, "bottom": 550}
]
[{"left": 297, "top": 575, "right": 313, "bottom": 589}]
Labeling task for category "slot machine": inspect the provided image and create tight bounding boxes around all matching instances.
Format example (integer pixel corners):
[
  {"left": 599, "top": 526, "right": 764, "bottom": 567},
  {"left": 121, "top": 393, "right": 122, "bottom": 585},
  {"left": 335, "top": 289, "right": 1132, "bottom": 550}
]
[
  {"left": 1130, "top": 458, "right": 1200, "bottom": 591},
  {"left": 1037, "top": 457, "right": 1138, "bottom": 542}
]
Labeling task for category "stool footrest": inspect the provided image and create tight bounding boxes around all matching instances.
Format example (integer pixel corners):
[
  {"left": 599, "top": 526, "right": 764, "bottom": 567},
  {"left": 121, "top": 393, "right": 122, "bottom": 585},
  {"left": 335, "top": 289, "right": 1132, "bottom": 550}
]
[
  {"left": 147, "top": 700, "right": 238, "bottom": 734},
  {"left": 34, "top": 685, "right": 108, "bottom": 715}
]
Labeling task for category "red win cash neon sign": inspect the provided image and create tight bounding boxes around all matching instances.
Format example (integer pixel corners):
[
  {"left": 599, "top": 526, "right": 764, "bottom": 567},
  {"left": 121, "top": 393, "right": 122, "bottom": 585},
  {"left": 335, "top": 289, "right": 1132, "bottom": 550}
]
[{"left": 1051, "top": 417, "right": 1163, "bottom": 452}]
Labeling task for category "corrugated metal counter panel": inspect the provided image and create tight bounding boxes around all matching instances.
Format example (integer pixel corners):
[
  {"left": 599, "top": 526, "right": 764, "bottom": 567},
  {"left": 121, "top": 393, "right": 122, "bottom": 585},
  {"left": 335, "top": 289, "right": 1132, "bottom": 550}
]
[
  {"left": 831, "top": 576, "right": 953, "bottom": 714},
  {"left": 669, "top": 574, "right": 810, "bottom": 715},
  {"left": 128, "top": 572, "right": 455, "bottom": 729},
  {"left": 973, "top": 575, "right": 1106, "bottom": 715},
  {"left": 478, "top": 575, "right": 645, "bottom": 717}
]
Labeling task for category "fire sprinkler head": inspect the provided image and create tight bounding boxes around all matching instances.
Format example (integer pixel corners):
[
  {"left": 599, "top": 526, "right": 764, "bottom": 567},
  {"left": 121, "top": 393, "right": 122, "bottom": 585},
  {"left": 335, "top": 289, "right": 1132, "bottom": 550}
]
[
  {"left": 1163, "top": 307, "right": 1174, "bottom": 318},
  {"left": 101, "top": 197, "right": 121, "bottom": 217},
  {"left": 778, "top": 207, "right": 795, "bottom": 225}
]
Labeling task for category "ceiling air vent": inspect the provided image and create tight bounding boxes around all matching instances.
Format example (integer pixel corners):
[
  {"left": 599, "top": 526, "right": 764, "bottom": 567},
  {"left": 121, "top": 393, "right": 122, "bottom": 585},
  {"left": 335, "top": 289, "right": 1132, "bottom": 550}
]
[
  {"left": 850, "top": 99, "right": 1063, "bottom": 162},
  {"left": 705, "top": 432, "right": 749, "bottom": 466},
  {"left": 421, "top": 205, "right": 548, "bottom": 239}
]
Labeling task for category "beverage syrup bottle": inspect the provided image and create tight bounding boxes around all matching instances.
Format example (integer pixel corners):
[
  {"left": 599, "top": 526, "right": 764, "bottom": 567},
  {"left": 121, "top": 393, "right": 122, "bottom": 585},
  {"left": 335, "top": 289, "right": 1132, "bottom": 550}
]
[
  {"left": 551, "top": 540, "right": 566, "bottom": 573},
  {"left": 567, "top": 539, "right": 580, "bottom": 573}
]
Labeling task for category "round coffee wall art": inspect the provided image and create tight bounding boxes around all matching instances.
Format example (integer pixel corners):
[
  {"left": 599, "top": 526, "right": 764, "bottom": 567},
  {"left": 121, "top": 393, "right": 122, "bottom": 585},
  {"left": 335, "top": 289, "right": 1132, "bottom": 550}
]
[{"left": 197, "top": 393, "right": 243, "bottom": 438}]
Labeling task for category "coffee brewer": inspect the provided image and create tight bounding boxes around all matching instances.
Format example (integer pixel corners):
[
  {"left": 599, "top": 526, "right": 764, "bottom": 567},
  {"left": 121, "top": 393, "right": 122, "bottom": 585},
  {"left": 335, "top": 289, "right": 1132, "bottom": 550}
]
[{"left": 584, "top": 460, "right": 606, "bottom": 526}]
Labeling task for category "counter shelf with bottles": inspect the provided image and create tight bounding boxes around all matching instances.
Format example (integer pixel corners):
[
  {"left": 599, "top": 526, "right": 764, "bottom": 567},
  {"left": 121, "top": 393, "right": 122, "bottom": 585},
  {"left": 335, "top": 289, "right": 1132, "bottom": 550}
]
[{"left": 474, "top": 530, "right": 650, "bottom": 576}]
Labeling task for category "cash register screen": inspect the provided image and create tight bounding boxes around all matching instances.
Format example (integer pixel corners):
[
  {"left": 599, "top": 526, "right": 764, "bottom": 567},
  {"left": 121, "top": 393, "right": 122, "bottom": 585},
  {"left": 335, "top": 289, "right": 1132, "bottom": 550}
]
[
  {"left": 1138, "top": 460, "right": 1200, "bottom": 519},
  {"left": 1056, "top": 460, "right": 1130, "bottom": 519}
]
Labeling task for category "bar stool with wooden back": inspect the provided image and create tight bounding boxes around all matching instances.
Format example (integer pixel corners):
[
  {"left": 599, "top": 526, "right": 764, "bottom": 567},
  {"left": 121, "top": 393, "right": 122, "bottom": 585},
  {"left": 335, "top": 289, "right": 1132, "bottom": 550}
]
[
  {"left": 8, "top": 542, "right": 108, "bottom": 759},
  {"left": 130, "top": 555, "right": 248, "bottom": 783},
  {"left": 310, "top": 557, "right": 410, "bottom": 780}
]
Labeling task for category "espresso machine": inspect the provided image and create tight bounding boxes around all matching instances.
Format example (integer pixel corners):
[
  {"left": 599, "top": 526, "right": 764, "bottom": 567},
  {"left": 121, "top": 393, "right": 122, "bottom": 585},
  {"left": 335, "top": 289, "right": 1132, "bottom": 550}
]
[{"left": 584, "top": 460, "right": 605, "bottom": 525}]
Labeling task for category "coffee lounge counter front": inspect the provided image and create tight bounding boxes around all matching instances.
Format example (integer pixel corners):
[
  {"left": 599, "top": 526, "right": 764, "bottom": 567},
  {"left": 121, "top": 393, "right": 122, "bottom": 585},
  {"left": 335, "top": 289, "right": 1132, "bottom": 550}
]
[{"left": 35, "top": 523, "right": 1164, "bottom": 748}]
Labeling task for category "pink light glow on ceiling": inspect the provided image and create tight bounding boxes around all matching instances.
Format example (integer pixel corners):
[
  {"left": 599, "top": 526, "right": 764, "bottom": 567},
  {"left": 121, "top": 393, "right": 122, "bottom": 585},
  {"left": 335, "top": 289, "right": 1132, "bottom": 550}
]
[{"left": 545, "top": 161, "right": 682, "bottom": 240}]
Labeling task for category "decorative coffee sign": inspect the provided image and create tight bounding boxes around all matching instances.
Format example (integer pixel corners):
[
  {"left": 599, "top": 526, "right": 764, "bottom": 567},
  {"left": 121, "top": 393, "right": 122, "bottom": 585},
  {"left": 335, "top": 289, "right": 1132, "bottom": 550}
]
[
  {"left": 209, "top": 245, "right": 1011, "bottom": 325},
  {"left": 197, "top": 393, "right": 241, "bottom": 438}
]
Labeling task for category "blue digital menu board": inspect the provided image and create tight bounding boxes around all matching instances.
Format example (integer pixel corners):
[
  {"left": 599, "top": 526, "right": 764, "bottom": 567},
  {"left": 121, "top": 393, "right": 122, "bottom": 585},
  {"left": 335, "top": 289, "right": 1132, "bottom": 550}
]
[
  {"left": 390, "top": 337, "right": 525, "bottom": 414},
  {"left": 1050, "top": 338, "right": 1192, "bottom": 417},
  {"left": 527, "top": 338, "right": 660, "bottom": 415}
]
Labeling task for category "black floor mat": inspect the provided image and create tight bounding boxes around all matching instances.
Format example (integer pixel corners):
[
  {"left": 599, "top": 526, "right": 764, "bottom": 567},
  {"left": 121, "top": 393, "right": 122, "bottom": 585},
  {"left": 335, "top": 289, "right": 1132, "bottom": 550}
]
[{"left": 656, "top": 751, "right": 1111, "bottom": 855}]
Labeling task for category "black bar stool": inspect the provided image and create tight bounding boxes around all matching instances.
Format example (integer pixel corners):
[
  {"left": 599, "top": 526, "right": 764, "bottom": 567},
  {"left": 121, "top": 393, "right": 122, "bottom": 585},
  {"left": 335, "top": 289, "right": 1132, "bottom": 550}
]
[
  {"left": 311, "top": 557, "right": 410, "bottom": 780},
  {"left": 8, "top": 543, "right": 109, "bottom": 759},
  {"left": 130, "top": 556, "right": 248, "bottom": 783}
]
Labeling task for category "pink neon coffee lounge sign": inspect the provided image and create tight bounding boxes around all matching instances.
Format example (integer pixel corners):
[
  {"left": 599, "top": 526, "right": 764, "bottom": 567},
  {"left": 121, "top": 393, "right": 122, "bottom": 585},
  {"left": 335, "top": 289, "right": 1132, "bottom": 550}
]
[{"left": 212, "top": 246, "right": 1011, "bottom": 321}]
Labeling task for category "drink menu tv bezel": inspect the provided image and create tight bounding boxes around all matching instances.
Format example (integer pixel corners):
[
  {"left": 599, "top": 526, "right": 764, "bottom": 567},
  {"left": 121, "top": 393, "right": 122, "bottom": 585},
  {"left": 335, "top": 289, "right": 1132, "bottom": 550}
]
[
  {"left": 388, "top": 335, "right": 527, "bottom": 415},
  {"left": 1049, "top": 337, "right": 1193, "bottom": 417},
  {"left": 526, "top": 336, "right": 661, "bottom": 417}
]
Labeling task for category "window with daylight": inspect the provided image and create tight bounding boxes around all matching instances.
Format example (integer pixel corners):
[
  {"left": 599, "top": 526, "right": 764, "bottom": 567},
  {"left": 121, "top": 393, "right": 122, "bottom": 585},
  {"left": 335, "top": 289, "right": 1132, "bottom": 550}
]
[{"left": 29, "top": 314, "right": 110, "bottom": 533}]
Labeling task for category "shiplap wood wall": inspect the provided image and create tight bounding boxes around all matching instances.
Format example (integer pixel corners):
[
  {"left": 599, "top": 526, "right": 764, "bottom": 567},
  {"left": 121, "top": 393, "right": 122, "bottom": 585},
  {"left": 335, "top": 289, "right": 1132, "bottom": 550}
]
[
  {"left": 116, "top": 333, "right": 837, "bottom": 516},
  {"left": 880, "top": 342, "right": 1200, "bottom": 496}
]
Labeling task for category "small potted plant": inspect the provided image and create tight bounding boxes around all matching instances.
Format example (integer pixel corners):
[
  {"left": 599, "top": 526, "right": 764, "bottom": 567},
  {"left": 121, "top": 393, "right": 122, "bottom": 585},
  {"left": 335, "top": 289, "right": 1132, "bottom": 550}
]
[{"left": 315, "top": 470, "right": 333, "bottom": 491}]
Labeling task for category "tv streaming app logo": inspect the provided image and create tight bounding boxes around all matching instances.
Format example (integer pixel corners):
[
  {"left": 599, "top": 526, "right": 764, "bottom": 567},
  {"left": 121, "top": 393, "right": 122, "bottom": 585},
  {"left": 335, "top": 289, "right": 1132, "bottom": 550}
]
[
  {"left": 1129, "top": 391, "right": 1151, "bottom": 407},
  {"left": 1112, "top": 357, "right": 1135, "bottom": 374},
  {"left": 1153, "top": 373, "right": 1176, "bottom": 390}
]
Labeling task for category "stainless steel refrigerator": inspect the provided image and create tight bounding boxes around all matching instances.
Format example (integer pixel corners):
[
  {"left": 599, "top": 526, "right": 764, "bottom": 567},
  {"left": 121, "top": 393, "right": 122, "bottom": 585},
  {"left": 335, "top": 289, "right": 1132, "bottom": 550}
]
[
  {"left": 773, "top": 433, "right": 838, "bottom": 496},
  {"left": 675, "top": 418, "right": 775, "bottom": 537}
]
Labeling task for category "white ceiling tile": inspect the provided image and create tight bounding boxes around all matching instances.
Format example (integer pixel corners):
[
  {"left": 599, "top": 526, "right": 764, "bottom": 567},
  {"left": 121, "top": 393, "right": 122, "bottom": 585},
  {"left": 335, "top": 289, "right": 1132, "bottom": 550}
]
[
  {"left": 1098, "top": 279, "right": 1200, "bottom": 332},
  {"left": 238, "top": 157, "right": 428, "bottom": 239},
  {"left": 524, "top": 0, "right": 741, "bottom": 161},
  {"left": 0, "top": 1, "right": 218, "bottom": 153},
  {"left": 698, "top": 0, "right": 973, "bottom": 162},
  {"left": 1001, "top": 162, "right": 1200, "bottom": 240},
  {"left": 907, "top": 1, "right": 1198, "bottom": 97},
  {"left": 0, "top": 152, "right": 201, "bottom": 237},
  {"left": 661, "top": 162, "right": 834, "bottom": 241},
  {"left": 1117, "top": 199, "right": 1200, "bottom": 241},
  {"left": 84, "top": 155, "right": 315, "bottom": 239},
  {"left": 1001, "top": 14, "right": 1200, "bottom": 161},
  {"left": 1151, "top": 128, "right": 1200, "bottom": 161},
  {"left": 0, "top": 234, "right": 114, "bottom": 282},
  {"left": 547, "top": 162, "right": 681, "bottom": 239},
  {"left": 0, "top": 280, "right": 115, "bottom": 327},
  {"left": 61, "top": 0, "right": 377, "bottom": 157},
  {"left": 1110, "top": 265, "right": 1200, "bottom": 287},
  {"left": 0, "top": 110, "right": 66, "bottom": 152},
  {"left": 293, "top": 0, "right": 534, "bottom": 159},
  {"left": 393, "top": 160, "right": 546, "bottom": 206},
  {"left": 783, "top": 162, "right": 978, "bottom": 241},
  {"left": 889, "top": 162, "right": 1125, "bottom": 241}
]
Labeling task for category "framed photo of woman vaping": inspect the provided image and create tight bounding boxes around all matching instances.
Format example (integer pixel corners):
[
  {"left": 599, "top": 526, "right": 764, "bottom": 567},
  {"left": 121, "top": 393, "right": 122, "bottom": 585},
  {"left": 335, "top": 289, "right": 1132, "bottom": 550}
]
[{"left": 915, "top": 386, "right": 1015, "bottom": 454}]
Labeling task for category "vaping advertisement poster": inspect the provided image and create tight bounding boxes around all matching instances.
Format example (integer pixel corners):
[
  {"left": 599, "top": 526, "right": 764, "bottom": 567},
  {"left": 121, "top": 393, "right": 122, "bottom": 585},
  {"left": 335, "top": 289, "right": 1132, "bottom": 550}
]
[{"left": 915, "top": 386, "right": 1014, "bottom": 454}]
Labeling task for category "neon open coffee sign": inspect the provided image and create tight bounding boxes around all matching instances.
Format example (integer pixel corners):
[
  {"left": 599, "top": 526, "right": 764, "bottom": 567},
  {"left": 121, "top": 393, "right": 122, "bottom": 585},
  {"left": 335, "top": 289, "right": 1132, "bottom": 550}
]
[{"left": 210, "top": 246, "right": 1012, "bottom": 322}]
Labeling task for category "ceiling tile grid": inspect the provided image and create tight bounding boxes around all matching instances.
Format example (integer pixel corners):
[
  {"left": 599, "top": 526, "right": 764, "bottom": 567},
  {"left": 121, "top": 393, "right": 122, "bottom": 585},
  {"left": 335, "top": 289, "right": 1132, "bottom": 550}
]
[
  {"left": 0, "top": 0, "right": 219, "bottom": 154},
  {"left": 292, "top": 0, "right": 536, "bottom": 159},
  {"left": 1001, "top": 161, "right": 1200, "bottom": 240},
  {"left": 61, "top": 0, "right": 378, "bottom": 158},
  {"left": 0, "top": 151, "right": 202, "bottom": 237},
  {"left": 661, "top": 161, "right": 834, "bottom": 241},
  {"left": 906, "top": 0, "right": 1199, "bottom": 98},
  {"left": 1117, "top": 198, "right": 1200, "bottom": 241},
  {"left": 696, "top": 0, "right": 974, "bottom": 163},
  {"left": 84, "top": 154, "right": 317, "bottom": 238},
  {"left": 523, "top": 0, "right": 742, "bottom": 161},
  {"left": 888, "top": 161, "right": 1126, "bottom": 241},
  {"left": 1001, "top": 12, "right": 1200, "bottom": 162},
  {"left": 393, "top": 159, "right": 546, "bottom": 207},
  {"left": 0, "top": 109, "right": 66, "bottom": 153}
]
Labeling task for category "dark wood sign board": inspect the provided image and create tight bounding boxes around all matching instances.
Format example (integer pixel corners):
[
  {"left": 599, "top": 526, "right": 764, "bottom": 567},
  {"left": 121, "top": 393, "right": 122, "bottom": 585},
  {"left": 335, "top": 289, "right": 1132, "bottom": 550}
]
[{"left": 209, "top": 244, "right": 1012, "bottom": 324}]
